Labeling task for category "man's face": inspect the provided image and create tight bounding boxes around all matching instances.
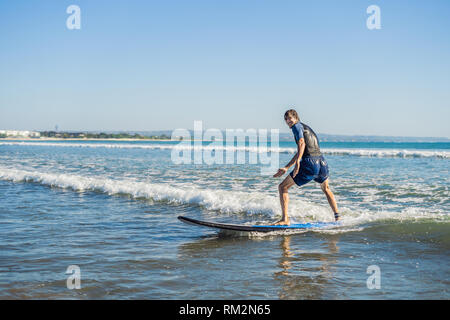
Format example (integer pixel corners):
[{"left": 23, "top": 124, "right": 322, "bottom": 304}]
[{"left": 285, "top": 115, "right": 298, "bottom": 128}]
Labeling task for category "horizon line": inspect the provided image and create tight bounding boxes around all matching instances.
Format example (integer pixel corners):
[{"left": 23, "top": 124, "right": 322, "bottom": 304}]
[{"left": 1, "top": 128, "right": 449, "bottom": 141}]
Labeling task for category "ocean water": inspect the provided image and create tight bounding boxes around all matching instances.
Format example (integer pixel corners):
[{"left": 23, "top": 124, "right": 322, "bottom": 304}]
[{"left": 0, "top": 140, "right": 448, "bottom": 299}]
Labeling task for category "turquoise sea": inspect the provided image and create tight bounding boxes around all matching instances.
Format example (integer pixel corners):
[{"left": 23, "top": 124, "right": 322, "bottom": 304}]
[{"left": 0, "top": 140, "right": 448, "bottom": 299}]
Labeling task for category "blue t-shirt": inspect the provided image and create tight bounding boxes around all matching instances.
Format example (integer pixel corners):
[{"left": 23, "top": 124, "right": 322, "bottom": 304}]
[{"left": 291, "top": 122, "right": 304, "bottom": 143}]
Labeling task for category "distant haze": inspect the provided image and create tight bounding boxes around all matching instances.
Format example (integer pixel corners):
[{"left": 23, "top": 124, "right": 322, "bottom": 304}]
[{"left": 32, "top": 130, "right": 449, "bottom": 143}]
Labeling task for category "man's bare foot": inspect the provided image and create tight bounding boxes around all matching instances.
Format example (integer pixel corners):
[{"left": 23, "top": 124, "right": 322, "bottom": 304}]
[{"left": 273, "top": 219, "right": 290, "bottom": 226}]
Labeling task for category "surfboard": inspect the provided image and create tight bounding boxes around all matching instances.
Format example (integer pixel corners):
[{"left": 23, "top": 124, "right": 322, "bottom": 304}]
[{"left": 178, "top": 216, "right": 337, "bottom": 233}]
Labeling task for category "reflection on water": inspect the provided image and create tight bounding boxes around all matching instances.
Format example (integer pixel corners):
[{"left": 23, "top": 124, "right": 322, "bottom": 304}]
[
  {"left": 176, "top": 231, "right": 341, "bottom": 299},
  {"left": 275, "top": 235, "right": 340, "bottom": 299}
]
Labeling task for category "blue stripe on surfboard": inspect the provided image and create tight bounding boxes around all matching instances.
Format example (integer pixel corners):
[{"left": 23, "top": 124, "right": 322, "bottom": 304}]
[{"left": 251, "top": 222, "right": 337, "bottom": 229}]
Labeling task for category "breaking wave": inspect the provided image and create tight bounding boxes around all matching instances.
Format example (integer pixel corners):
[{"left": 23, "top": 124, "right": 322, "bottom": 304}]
[
  {"left": 0, "top": 167, "right": 446, "bottom": 229},
  {"left": 1, "top": 142, "right": 449, "bottom": 159}
]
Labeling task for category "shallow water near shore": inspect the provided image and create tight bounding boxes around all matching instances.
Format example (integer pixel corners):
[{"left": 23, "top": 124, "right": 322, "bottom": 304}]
[{"left": 0, "top": 140, "right": 448, "bottom": 299}]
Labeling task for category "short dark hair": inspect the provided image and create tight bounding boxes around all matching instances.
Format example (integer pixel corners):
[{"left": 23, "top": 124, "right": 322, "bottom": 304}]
[{"left": 284, "top": 109, "right": 299, "bottom": 120}]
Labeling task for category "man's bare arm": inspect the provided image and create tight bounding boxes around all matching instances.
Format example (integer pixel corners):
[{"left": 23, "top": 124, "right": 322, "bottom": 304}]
[
  {"left": 273, "top": 138, "right": 305, "bottom": 178},
  {"left": 285, "top": 138, "right": 305, "bottom": 169}
]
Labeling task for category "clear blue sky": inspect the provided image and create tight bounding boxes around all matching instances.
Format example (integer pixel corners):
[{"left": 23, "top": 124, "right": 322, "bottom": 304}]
[{"left": 1, "top": 0, "right": 449, "bottom": 137}]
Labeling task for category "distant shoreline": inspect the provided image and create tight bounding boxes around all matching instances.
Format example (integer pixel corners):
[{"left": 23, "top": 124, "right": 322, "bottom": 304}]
[
  {"left": 0, "top": 137, "right": 172, "bottom": 142},
  {"left": 1, "top": 137, "right": 449, "bottom": 144}
]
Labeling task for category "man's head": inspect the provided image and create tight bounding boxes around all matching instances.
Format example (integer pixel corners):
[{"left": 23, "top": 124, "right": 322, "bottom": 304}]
[{"left": 284, "top": 109, "right": 299, "bottom": 128}]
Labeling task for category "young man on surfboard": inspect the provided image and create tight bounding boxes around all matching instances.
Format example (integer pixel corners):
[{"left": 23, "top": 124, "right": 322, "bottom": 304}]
[{"left": 273, "top": 109, "right": 340, "bottom": 225}]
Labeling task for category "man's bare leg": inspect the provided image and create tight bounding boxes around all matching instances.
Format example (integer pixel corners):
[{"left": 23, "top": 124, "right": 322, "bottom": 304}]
[
  {"left": 320, "top": 179, "right": 339, "bottom": 221},
  {"left": 274, "top": 175, "right": 296, "bottom": 225}
]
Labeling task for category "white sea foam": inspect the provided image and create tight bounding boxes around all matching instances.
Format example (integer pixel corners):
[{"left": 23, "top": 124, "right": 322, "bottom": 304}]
[
  {"left": 1, "top": 142, "right": 448, "bottom": 158},
  {"left": 0, "top": 167, "right": 282, "bottom": 217},
  {"left": 0, "top": 141, "right": 292, "bottom": 154},
  {"left": 322, "top": 148, "right": 450, "bottom": 159},
  {"left": 0, "top": 167, "right": 446, "bottom": 229}
]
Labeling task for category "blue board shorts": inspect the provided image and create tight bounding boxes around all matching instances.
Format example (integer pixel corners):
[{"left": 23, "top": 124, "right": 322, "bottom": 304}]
[{"left": 289, "top": 155, "right": 329, "bottom": 187}]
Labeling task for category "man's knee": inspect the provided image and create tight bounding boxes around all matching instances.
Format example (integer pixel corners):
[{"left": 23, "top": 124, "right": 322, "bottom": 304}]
[{"left": 279, "top": 183, "right": 289, "bottom": 193}]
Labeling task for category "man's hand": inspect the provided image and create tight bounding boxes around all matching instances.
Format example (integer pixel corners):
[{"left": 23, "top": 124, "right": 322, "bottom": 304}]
[
  {"left": 292, "top": 162, "right": 300, "bottom": 178},
  {"left": 273, "top": 167, "right": 287, "bottom": 178}
]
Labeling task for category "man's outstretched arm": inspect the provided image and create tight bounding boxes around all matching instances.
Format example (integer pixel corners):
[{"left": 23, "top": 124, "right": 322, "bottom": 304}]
[{"left": 273, "top": 138, "right": 305, "bottom": 177}]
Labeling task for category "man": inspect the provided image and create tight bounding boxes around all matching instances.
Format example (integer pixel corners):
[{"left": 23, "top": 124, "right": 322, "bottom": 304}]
[{"left": 273, "top": 109, "right": 339, "bottom": 225}]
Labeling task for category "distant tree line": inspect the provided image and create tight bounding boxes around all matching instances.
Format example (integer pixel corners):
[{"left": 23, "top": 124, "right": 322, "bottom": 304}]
[
  {"left": 39, "top": 131, "right": 170, "bottom": 140},
  {"left": 0, "top": 133, "right": 6, "bottom": 138}
]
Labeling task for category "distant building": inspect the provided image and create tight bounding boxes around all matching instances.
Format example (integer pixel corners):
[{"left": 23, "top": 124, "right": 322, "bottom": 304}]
[{"left": 0, "top": 130, "right": 41, "bottom": 138}]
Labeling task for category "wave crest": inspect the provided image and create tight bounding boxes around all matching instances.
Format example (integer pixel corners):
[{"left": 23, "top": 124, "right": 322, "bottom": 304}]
[{"left": 1, "top": 142, "right": 449, "bottom": 158}]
